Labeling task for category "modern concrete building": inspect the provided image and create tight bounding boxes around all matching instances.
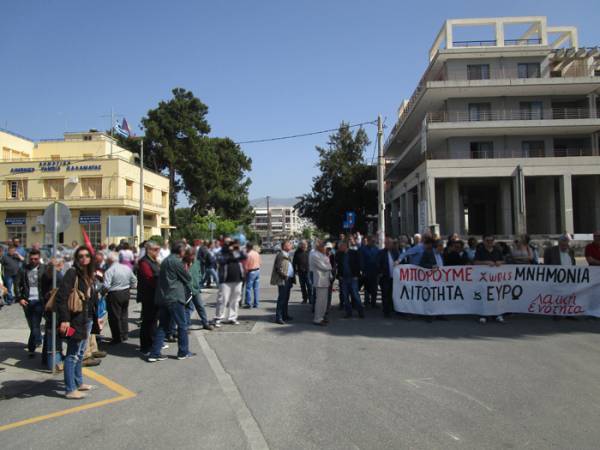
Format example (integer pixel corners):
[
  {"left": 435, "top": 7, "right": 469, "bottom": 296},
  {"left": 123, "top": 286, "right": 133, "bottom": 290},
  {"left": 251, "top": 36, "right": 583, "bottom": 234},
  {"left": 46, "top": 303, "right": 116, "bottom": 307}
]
[
  {"left": 384, "top": 16, "right": 600, "bottom": 239},
  {"left": 250, "top": 198, "right": 311, "bottom": 240},
  {"left": 0, "top": 129, "right": 170, "bottom": 246}
]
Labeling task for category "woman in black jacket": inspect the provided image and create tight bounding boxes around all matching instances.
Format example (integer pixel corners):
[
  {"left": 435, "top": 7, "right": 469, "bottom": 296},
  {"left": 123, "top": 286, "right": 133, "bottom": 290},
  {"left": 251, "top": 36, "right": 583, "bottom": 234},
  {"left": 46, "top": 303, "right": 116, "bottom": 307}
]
[{"left": 56, "top": 246, "right": 97, "bottom": 399}]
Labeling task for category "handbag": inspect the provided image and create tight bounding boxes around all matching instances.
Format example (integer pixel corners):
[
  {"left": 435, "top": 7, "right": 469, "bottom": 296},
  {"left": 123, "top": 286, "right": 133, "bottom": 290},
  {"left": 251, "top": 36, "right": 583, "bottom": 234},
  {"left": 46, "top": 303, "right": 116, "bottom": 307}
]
[
  {"left": 44, "top": 288, "right": 59, "bottom": 312},
  {"left": 67, "top": 276, "right": 86, "bottom": 313}
]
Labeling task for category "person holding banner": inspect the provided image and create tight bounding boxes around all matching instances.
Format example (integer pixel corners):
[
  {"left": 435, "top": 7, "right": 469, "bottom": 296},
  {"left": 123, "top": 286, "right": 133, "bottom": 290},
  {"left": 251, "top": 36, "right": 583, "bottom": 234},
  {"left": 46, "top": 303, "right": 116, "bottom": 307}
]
[
  {"left": 378, "top": 237, "right": 400, "bottom": 318},
  {"left": 544, "top": 234, "right": 575, "bottom": 266},
  {"left": 585, "top": 231, "right": 600, "bottom": 266},
  {"left": 474, "top": 234, "right": 505, "bottom": 324}
]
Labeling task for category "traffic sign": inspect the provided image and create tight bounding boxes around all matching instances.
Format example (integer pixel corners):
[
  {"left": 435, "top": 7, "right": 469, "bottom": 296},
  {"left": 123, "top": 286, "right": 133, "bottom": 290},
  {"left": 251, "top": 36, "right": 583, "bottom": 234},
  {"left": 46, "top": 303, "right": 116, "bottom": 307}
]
[
  {"left": 42, "top": 202, "right": 71, "bottom": 233},
  {"left": 208, "top": 221, "right": 217, "bottom": 231}
]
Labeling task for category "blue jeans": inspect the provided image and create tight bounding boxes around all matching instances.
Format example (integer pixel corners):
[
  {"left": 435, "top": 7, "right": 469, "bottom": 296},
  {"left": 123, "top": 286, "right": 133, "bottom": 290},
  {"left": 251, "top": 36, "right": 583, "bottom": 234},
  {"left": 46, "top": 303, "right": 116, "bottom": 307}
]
[
  {"left": 276, "top": 277, "right": 293, "bottom": 321},
  {"left": 245, "top": 270, "right": 260, "bottom": 307},
  {"left": 3, "top": 275, "right": 15, "bottom": 304},
  {"left": 298, "top": 271, "right": 313, "bottom": 304},
  {"left": 151, "top": 302, "right": 189, "bottom": 358},
  {"left": 340, "top": 277, "right": 364, "bottom": 315},
  {"left": 64, "top": 320, "right": 91, "bottom": 393},
  {"left": 203, "top": 268, "right": 219, "bottom": 287},
  {"left": 23, "top": 300, "right": 44, "bottom": 352},
  {"left": 186, "top": 293, "right": 209, "bottom": 327}
]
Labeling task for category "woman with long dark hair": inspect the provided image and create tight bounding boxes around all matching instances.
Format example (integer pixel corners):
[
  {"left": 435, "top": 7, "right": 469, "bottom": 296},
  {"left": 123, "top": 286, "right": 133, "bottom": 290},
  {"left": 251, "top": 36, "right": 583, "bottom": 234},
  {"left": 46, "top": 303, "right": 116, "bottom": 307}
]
[{"left": 55, "top": 246, "right": 98, "bottom": 399}]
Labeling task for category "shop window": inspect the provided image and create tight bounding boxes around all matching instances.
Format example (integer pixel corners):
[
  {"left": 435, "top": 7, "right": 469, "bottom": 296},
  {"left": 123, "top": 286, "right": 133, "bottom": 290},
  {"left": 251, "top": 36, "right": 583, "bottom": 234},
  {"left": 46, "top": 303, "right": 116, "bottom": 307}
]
[
  {"left": 44, "top": 179, "right": 64, "bottom": 199},
  {"left": 82, "top": 222, "right": 102, "bottom": 247},
  {"left": 6, "top": 179, "right": 27, "bottom": 200},
  {"left": 5, "top": 215, "right": 27, "bottom": 245},
  {"left": 81, "top": 177, "right": 102, "bottom": 198}
]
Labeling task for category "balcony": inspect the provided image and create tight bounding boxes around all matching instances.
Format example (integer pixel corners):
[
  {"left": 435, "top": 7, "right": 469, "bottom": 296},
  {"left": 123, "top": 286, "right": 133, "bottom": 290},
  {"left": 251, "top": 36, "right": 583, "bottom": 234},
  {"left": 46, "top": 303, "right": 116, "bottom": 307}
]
[
  {"left": 425, "top": 148, "right": 594, "bottom": 160},
  {"left": 427, "top": 108, "right": 596, "bottom": 123},
  {"left": 0, "top": 194, "right": 166, "bottom": 210},
  {"left": 452, "top": 38, "right": 542, "bottom": 48}
]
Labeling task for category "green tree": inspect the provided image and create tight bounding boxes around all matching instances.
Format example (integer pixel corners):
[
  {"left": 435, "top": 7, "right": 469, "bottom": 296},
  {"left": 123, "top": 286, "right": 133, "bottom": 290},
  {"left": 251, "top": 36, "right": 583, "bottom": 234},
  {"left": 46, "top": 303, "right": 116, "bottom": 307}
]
[
  {"left": 297, "top": 123, "right": 376, "bottom": 235},
  {"left": 171, "top": 208, "right": 242, "bottom": 241}
]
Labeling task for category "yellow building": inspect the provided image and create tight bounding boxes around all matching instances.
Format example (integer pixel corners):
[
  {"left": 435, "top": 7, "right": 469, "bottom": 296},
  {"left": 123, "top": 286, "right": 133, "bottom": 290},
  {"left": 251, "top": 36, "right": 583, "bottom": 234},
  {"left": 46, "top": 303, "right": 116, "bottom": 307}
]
[{"left": 0, "top": 129, "right": 170, "bottom": 247}]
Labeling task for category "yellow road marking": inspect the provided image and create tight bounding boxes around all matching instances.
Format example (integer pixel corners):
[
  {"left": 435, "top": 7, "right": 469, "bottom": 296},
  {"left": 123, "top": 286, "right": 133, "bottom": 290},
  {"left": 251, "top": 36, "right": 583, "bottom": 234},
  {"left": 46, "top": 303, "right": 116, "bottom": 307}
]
[{"left": 0, "top": 368, "right": 136, "bottom": 432}]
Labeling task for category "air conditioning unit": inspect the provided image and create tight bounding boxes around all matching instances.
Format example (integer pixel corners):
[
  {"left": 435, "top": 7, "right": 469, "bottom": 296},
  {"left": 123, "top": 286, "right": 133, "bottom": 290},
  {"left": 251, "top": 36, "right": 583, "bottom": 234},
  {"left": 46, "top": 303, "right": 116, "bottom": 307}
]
[
  {"left": 67, "top": 177, "right": 79, "bottom": 184},
  {"left": 31, "top": 225, "right": 42, "bottom": 233}
]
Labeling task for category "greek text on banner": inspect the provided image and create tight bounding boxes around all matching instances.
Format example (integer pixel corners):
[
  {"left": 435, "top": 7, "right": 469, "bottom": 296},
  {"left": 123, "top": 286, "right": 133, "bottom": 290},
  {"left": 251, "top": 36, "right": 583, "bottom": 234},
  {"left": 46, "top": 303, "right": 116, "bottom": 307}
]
[{"left": 392, "top": 265, "right": 600, "bottom": 317}]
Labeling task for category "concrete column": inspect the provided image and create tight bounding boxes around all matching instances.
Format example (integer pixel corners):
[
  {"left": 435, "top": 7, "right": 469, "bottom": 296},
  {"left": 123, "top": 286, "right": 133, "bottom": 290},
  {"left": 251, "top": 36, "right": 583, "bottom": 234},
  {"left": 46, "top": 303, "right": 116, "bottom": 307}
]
[
  {"left": 445, "top": 21, "right": 453, "bottom": 49},
  {"left": 513, "top": 169, "right": 527, "bottom": 235},
  {"left": 588, "top": 93, "right": 597, "bottom": 118},
  {"left": 406, "top": 190, "right": 415, "bottom": 235},
  {"left": 391, "top": 200, "right": 399, "bottom": 238},
  {"left": 499, "top": 178, "right": 513, "bottom": 236},
  {"left": 559, "top": 174, "right": 574, "bottom": 234},
  {"left": 445, "top": 179, "right": 460, "bottom": 235},
  {"left": 495, "top": 20, "right": 505, "bottom": 47},
  {"left": 426, "top": 176, "right": 436, "bottom": 228}
]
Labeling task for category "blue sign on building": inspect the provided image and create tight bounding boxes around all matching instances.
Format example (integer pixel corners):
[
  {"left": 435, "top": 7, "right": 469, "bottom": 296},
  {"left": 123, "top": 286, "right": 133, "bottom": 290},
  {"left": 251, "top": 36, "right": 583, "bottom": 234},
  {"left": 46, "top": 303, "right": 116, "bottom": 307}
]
[
  {"left": 5, "top": 217, "right": 26, "bottom": 225},
  {"left": 79, "top": 215, "right": 101, "bottom": 225}
]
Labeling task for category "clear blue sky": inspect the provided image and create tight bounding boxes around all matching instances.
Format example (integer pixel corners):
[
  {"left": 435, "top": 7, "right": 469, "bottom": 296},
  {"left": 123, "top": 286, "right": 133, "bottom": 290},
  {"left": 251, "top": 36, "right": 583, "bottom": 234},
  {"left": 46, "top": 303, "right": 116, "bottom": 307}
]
[{"left": 2, "top": 1, "right": 600, "bottom": 204}]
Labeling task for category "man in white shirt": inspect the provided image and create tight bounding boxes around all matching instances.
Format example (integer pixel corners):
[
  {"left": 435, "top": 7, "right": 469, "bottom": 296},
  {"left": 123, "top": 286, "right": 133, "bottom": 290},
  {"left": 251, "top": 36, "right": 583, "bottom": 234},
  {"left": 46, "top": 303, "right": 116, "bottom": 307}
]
[
  {"left": 103, "top": 252, "right": 137, "bottom": 345},
  {"left": 158, "top": 240, "right": 171, "bottom": 263}
]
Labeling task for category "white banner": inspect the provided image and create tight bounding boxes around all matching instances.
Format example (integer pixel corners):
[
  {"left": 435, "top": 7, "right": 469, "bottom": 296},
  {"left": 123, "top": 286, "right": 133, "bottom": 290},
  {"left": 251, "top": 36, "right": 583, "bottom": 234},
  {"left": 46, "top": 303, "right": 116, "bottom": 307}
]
[{"left": 393, "top": 265, "right": 600, "bottom": 317}]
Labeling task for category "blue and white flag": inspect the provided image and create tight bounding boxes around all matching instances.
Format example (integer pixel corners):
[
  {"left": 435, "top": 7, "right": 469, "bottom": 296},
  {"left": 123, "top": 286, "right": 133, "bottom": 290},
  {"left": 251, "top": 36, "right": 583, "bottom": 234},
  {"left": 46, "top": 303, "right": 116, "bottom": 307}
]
[{"left": 114, "top": 118, "right": 133, "bottom": 138}]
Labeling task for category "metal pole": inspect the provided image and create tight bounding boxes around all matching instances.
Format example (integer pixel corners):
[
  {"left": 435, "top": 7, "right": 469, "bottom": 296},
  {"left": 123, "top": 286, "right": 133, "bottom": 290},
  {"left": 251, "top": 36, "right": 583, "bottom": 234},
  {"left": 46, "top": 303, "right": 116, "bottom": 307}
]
[
  {"left": 51, "top": 201, "right": 58, "bottom": 374},
  {"left": 377, "top": 115, "right": 386, "bottom": 249},
  {"left": 139, "top": 139, "right": 144, "bottom": 245}
]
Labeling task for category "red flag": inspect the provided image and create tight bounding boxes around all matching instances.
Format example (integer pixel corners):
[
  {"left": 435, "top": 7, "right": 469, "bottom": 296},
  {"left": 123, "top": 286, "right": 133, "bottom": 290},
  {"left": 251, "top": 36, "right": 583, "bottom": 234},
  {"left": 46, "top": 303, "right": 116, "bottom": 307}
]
[{"left": 81, "top": 226, "right": 95, "bottom": 256}]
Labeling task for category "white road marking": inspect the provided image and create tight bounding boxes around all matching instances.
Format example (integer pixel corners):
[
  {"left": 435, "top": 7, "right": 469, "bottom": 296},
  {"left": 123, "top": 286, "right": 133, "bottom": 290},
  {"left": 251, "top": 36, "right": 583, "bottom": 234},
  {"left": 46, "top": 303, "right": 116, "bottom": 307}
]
[
  {"left": 195, "top": 331, "right": 270, "bottom": 450},
  {"left": 445, "top": 431, "right": 461, "bottom": 441},
  {"left": 404, "top": 378, "right": 494, "bottom": 412}
]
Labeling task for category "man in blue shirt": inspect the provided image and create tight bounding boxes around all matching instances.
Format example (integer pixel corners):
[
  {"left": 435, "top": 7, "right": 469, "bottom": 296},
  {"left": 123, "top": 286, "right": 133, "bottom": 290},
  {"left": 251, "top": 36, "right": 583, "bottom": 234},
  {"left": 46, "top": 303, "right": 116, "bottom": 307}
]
[{"left": 335, "top": 241, "right": 364, "bottom": 319}]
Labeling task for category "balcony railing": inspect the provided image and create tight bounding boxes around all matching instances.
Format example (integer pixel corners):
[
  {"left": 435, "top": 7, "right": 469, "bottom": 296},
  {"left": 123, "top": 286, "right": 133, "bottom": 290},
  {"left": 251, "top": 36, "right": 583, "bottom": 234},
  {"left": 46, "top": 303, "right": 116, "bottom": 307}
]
[
  {"left": 385, "top": 62, "right": 597, "bottom": 150},
  {"left": 427, "top": 108, "right": 595, "bottom": 123},
  {"left": 425, "top": 148, "right": 594, "bottom": 160},
  {"left": 452, "top": 38, "right": 542, "bottom": 48}
]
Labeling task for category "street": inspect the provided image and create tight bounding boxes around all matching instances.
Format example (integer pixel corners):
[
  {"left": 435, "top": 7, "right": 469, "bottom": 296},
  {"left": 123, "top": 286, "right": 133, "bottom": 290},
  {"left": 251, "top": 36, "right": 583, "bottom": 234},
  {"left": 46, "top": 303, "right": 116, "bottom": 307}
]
[{"left": 1, "top": 254, "right": 600, "bottom": 449}]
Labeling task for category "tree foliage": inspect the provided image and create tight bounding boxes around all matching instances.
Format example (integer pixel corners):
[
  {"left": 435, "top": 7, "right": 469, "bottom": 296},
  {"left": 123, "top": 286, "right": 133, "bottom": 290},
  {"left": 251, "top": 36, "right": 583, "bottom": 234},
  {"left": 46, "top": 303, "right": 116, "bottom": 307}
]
[
  {"left": 171, "top": 208, "right": 244, "bottom": 241},
  {"left": 297, "top": 123, "right": 376, "bottom": 235},
  {"left": 125, "top": 88, "right": 253, "bottom": 225}
]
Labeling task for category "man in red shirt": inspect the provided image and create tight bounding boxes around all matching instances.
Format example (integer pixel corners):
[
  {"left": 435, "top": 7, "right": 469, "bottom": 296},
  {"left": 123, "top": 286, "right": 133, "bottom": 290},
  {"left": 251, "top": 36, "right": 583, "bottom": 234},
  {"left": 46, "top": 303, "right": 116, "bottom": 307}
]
[{"left": 585, "top": 231, "right": 600, "bottom": 266}]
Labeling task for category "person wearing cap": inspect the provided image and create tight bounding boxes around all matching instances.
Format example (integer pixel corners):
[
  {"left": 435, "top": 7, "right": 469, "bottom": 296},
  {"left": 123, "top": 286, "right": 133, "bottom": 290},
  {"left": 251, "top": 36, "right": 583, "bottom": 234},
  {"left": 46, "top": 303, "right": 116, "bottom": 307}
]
[
  {"left": 585, "top": 231, "right": 600, "bottom": 266},
  {"left": 544, "top": 234, "right": 575, "bottom": 266}
]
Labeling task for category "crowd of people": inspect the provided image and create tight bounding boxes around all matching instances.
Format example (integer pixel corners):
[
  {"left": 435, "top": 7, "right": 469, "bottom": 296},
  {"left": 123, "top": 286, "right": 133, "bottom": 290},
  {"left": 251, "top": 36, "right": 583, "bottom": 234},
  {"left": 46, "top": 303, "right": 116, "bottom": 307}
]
[{"left": 0, "top": 229, "right": 599, "bottom": 399}]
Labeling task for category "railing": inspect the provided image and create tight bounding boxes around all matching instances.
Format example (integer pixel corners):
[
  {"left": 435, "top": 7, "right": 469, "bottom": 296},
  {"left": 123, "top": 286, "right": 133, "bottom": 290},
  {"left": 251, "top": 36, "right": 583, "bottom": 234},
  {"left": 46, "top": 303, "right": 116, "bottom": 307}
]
[
  {"left": 436, "top": 65, "right": 592, "bottom": 82},
  {"left": 452, "top": 38, "right": 542, "bottom": 48},
  {"left": 427, "top": 108, "right": 594, "bottom": 123},
  {"left": 505, "top": 38, "right": 542, "bottom": 46},
  {"left": 425, "top": 148, "right": 594, "bottom": 160}
]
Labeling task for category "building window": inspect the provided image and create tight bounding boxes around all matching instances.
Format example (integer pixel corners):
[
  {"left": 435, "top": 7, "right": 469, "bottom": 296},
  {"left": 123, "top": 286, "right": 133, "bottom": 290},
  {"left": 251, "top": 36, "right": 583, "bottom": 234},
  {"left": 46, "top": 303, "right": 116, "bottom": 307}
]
[
  {"left": 468, "top": 103, "right": 492, "bottom": 121},
  {"left": 6, "top": 215, "right": 27, "bottom": 245},
  {"left": 51, "top": 154, "right": 60, "bottom": 161},
  {"left": 161, "top": 191, "right": 168, "bottom": 208},
  {"left": 82, "top": 222, "right": 101, "bottom": 246},
  {"left": 81, "top": 177, "right": 102, "bottom": 198},
  {"left": 470, "top": 142, "right": 493, "bottom": 159},
  {"left": 519, "top": 101, "right": 544, "bottom": 120},
  {"left": 522, "top": 141, "right": 545, "bottom": 157},
  {"left": 83, "top": 135, "right": 92, "bottom": 141},
  {"left": 44, "top": 179, "right": 64, "bottom": 199},
  {"left": 467, "top": 64, "right": 490, "bottom": 80},
  {"left": 144, "top": 186, "right": 153, "bottom": 203},
  {"left": 2, "top": 147, "right": 11, "bottom": 160},
  {"left": 518, "top": 63, "right": 541, "bottom": 79},
  {"left": 6, "top": 179, "right": 27, "bottom": 200},
  {"left": 126, "top": 180, "right": 134, "bottom": 200}
]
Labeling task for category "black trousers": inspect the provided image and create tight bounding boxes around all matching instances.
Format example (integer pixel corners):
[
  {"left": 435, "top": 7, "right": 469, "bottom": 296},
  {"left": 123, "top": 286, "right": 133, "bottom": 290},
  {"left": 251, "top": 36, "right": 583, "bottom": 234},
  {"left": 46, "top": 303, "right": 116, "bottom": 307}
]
[
  {"left": 140, "top": 295, "right": 158, "bottom": 352},
  {"left": 363, "top": 273, "right": 379, "bottom": 306},
  {"left": 380, "top": 276, "right": 393, "bottom": 317},
  {"left": 107, "top": 289, "right": 130, "bottom": 343}
]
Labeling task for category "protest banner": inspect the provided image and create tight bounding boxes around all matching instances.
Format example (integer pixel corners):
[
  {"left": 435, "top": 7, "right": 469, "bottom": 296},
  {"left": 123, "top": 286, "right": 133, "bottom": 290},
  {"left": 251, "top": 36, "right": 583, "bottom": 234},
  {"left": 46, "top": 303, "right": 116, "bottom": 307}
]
[{"left": 393, "top": 265, "right": 600, "bottom": 317}]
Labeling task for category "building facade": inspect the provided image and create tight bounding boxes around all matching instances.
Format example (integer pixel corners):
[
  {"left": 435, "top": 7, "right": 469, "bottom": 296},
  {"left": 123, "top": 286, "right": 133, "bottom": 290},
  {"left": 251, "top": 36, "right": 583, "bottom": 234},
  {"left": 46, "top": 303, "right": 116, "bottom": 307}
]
[
  {"left": 250, "top": 198, "right": 310, "bottom": 240},
  {"left": 384, "top": 16, "right": 600, "bottom": 239},
  {"left": 0, "top": 129, "right": 170, "bottom": 246}
]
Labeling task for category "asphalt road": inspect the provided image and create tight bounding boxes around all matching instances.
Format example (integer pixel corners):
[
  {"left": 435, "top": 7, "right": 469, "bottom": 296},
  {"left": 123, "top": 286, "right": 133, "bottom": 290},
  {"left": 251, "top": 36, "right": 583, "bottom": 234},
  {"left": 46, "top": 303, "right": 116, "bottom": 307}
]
[{"left": 1, "top": 254, "right": 600, "bottom": 449}]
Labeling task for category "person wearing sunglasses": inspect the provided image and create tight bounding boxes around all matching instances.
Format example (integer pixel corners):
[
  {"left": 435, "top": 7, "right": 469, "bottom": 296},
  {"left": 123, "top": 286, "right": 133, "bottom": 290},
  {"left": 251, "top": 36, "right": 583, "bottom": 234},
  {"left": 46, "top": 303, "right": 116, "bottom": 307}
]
[{"left": 55, "top": 246, "right": 98, "bottom": 399}]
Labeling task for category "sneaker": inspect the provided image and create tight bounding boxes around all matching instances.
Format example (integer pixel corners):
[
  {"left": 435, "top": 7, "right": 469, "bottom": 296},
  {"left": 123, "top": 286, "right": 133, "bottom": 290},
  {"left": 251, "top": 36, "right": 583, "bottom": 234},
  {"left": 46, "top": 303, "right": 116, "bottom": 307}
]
[
  {"left": 229, "top": 320, "right": 240, "bottom": 325},
  {"left": 479, "top": 317, "right": 487, "bottom": 324},
  {"left": 203, "top": 324, "right": 215, "bottom": 331},
  {"left": 212, "top": 320, "right": 222, "bottom": 328},
  {"left": 147, "top": 354, "right": 167, "bottom": 362},
  {"left": 177, "top": 352, "right": 196, "bottom": 360},
  {"left": 161, "top": 344, "right": 169, "bottom": 350},
  {"left": 496, "top": 315, "right": 505, "bottom": 323},
  {"left": 82, "top": 358, "right": 101, "bottom": 367}
]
